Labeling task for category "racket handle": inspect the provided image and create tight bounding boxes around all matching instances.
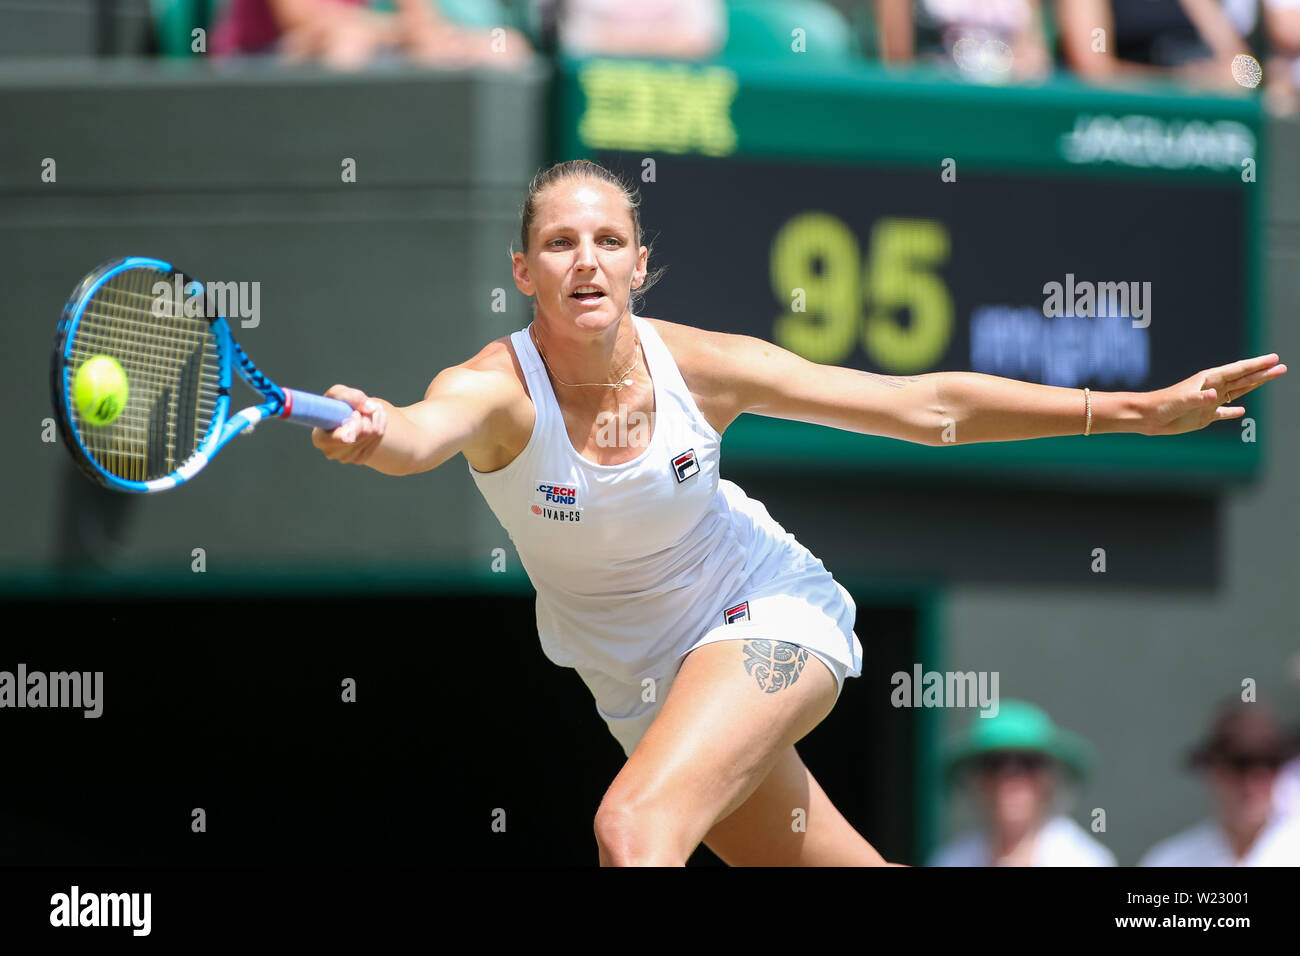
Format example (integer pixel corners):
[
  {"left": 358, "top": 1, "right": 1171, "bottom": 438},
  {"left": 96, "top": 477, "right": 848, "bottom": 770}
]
[{"left": 280, "top": 389, "right": 356, "bottom": 429}]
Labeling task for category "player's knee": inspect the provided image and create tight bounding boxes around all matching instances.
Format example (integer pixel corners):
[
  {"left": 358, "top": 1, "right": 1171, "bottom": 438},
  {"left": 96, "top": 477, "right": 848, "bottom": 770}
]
[{"left": 593, "top": 796, "right": 684, "bottom": 866}]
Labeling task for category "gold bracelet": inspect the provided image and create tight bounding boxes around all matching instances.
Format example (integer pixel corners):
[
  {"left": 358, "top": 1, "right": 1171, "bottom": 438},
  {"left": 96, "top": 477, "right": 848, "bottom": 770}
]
[{"left": 1083, "top": 387, "right": 1092, "bottom": 436}]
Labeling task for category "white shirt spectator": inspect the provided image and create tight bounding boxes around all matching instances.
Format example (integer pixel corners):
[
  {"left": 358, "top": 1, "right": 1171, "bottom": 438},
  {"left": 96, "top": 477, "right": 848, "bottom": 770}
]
[
  {"left": 1139, "top": 812, "right": 1300, "bottom": 866},
  {"left": 921, "top": 0, "right": 1034, "bottom": 35},
  {"left": 928, "top": 814, "right": 1116, "bottom": 866},
  {"left": 558, "top": 0, "right": 726, "bottom": 59},
  {"left": 1223, "top": 0, "right": 1300, "bottom": 36},
  {"left": 1275, "top": 755, "right": 1300, "bottom": 817}
]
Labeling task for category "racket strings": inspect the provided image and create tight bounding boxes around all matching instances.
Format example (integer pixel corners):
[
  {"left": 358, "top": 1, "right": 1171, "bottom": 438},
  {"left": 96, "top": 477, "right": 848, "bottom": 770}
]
[{"left": 67, "top": 267, "right": 222, "bottom": 482}]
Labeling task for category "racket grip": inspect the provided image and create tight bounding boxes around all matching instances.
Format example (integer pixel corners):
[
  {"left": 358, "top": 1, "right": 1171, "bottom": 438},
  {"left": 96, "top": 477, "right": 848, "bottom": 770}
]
[{"left": 281, "top": 389, "right": 356, "bottom": 429}]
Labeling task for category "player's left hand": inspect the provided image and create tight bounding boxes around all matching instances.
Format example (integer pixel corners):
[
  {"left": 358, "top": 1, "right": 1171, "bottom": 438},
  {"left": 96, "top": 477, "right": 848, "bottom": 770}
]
[{"left": 1140, "top": 353, "right": 1286, "bottom": 436}]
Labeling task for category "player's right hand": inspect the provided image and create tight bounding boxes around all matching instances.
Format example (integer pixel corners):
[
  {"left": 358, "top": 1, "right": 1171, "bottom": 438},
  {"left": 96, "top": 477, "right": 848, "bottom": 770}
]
[{"left": 312, "top": 384, "right": 388, "bottom": 464}]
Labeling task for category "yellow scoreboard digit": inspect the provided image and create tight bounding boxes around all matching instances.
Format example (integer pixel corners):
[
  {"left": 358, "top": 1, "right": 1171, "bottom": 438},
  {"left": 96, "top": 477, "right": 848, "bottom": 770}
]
[{"left": 773, "top": 214, "right": 953, "bottom": 373}]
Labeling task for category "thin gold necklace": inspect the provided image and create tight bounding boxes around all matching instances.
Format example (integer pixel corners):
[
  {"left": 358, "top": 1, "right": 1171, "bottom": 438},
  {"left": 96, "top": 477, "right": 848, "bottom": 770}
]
[{"left": 529, "top": 321, "right": 641, "bottom": 391}]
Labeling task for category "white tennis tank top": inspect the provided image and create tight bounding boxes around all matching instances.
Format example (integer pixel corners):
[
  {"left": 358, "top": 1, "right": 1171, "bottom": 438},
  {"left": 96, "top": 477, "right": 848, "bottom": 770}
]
[{"left": 468, "top": 314, "right": 848, "bottom": 685}]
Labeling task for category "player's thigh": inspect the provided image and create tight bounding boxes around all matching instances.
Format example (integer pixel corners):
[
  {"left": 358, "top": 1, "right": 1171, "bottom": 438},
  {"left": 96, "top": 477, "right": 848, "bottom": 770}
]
[
  {"left": 596, "top": 637, "right": 839, "bottom": 859},
  {"left": 702, "top": 744, "right": 888, "bottom": 866}
]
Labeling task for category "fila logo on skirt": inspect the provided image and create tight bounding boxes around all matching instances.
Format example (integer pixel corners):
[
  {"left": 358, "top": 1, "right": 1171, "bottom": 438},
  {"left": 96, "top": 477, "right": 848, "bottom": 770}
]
[
  {"left": 723, "top": 601, "right": 750, "bottom": 624},
  {"left": 671, "top": 448, "right": 699, "bottom": 482}
]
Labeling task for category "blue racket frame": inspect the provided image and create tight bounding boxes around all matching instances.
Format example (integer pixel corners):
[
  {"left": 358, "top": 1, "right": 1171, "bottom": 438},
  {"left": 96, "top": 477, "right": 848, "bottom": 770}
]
[{"left": 51, "top": 256, "right": 354, "bottom": 493}]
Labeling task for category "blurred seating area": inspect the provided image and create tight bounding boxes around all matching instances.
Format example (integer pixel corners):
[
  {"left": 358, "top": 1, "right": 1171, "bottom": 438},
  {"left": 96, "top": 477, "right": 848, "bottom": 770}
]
[{"left": 0, "top": 0, "right": 1293, "bottom": 112}]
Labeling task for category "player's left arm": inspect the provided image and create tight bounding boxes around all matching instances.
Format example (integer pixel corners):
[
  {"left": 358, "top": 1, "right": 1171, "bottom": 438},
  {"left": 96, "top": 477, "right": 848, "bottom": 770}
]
[{"left": 709, "top": 332, "right": 1285, "bottom": 446}]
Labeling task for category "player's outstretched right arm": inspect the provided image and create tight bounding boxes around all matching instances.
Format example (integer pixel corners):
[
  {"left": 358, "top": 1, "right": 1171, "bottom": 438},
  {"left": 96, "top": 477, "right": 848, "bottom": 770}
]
[{"left": 311, "top": 365, "right": 511, "bottom": 476}]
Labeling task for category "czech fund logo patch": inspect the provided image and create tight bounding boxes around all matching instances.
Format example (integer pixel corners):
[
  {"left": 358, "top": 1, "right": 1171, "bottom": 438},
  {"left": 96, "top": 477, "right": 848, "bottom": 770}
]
[
  {"left": 724, "top": 601, "right": 750, "bottom": 624},
  {"left": 671, "top": 448, "right": 699, "bottom": 483},
  {"left": 531, "top": 481, "right": 582, "bottom": 522}
]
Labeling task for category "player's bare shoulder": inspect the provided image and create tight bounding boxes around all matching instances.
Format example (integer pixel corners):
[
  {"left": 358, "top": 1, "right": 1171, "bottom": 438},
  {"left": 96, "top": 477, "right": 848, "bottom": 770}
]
[
  {"left": 640, "top": 316, "right": 746, "bottom": 435},
  {"left": 442, "top": 334, "right": 535, "bottom": 471},
  {"left": 456, "top": 334, "right": 527, "bottom": 386}
]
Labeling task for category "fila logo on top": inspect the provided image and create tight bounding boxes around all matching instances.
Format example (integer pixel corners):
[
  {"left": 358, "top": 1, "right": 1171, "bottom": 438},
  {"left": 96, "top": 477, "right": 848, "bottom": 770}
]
[
  {"left": 671, "top": 448, "right": 699, "bottom": 483},
  {"left": 724, "top": 601, "right": 750, "bottom": 625}
]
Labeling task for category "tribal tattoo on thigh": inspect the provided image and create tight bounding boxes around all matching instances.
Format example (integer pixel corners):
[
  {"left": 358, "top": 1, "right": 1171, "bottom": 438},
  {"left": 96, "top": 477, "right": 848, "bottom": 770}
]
[{"left": 742, "top": 640, "right": 809, "bottom": 693}]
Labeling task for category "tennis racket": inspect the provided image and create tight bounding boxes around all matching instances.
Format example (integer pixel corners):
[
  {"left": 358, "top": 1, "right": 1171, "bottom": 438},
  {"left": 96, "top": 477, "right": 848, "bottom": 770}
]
[{"left": 50, "top": 256, "right": 355, "bottom": 493}]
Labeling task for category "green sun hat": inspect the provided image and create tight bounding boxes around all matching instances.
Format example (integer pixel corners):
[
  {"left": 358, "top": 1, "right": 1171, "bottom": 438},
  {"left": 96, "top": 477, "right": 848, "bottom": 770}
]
[{"left": 944, "top": 700, "right": 1094, "bottom": 782}]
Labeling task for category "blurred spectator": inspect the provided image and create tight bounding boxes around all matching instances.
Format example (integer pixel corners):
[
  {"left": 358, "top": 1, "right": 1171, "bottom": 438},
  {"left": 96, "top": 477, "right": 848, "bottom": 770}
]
[
  {"left": 1261, "top": 0, "right": 1300, "bottom": 114},
  {"left": 1276, "top": 651, "right": 1300, "bottom": 814},
  {"left": 875, "top": 0, "right": 1052, "bottom": 81},
  {"left": 211, "top": 0, "right": 532, "bottom": 70},
  {"left": 929, "top": 700, "right": 1116, "bottom": 866},
  {"left": 555, "top": 0, "right": 726, "bottom": 60},
  {"left": 1276, "top": 738, "right": 1300, "bottom": 814},
  {"left": 1139, "top": 700, "right": 1300, "bottom": 866},
  {"left": 1056, "top": 0, "right": 1247, "bottom": 90}
]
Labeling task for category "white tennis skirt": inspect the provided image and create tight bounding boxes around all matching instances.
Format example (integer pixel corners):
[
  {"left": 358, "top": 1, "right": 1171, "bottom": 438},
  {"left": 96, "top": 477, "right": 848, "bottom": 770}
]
[{"left": 574, "top": 566, "right": 863, "bottom": 758}]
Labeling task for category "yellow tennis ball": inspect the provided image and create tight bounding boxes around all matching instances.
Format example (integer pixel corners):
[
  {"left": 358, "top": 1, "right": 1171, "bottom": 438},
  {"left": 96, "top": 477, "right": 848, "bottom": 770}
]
[{"left": 74, "top": 355, "right": 129, "bottom": 426}]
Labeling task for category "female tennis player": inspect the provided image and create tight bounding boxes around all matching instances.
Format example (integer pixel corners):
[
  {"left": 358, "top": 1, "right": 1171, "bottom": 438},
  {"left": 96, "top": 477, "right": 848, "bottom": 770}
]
[{"left": 312, "top": 159, "right": 1285, "bottom": 867}]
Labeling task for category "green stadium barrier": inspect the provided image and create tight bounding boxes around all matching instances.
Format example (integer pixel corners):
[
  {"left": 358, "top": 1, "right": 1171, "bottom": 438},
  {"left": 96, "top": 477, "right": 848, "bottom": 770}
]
[
  {"left": 151, "top": 0, "right": 217, "bottom": 57},
  {"left": 723, "top": 0, "right": 858, "bottom": 61}
]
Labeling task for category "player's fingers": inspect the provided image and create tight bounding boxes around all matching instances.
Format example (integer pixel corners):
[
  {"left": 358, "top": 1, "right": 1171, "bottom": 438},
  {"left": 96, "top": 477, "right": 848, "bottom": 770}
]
[
  {"left": 313, "top": 424, "right": 352, "bottom": 457},
  {"left": 312, "top": 392, "right": 383, "bottom": 457},
  {"left": 325, "top": 383, "right": 373, "bottom": 412},
  {"left": 350, "top": 417, "right": 385, "bottom": 464},
  {"left": 362, "top": 401, "right": 387, "bottom": 437},
  {"left": 1207, "top": 353, "right": 1281, "bottom": 382},
  {"left": 345, "top": 406, "right": 379, "bottom": 442},
  {"left": 1224, "top": 363, "right": 1288, "bottom": 401},
  {"left": 337, "top": 410, "right": 363, "bottom": 444},
  {"left": 317, "top": 406, "right": 356, "bottom": 446}
]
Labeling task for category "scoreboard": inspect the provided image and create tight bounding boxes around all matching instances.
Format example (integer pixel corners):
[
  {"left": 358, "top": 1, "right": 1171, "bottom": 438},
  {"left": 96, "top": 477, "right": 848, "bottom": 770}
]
[{"left": 555, "top": 56, "right": 1266, "bottom": 484}]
